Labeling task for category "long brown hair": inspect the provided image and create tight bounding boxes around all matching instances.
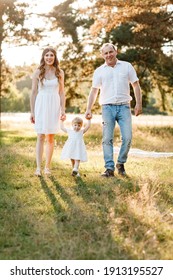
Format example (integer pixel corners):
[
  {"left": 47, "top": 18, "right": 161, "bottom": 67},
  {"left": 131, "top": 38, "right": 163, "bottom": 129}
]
[{"left": 38, "top": 47, "right": 61, "bottom": 84}]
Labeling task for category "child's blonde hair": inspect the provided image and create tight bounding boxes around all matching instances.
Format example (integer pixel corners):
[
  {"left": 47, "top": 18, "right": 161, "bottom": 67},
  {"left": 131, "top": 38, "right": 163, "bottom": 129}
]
[{"left": 72, "top": 117, "right": 83, "bottom": 126}]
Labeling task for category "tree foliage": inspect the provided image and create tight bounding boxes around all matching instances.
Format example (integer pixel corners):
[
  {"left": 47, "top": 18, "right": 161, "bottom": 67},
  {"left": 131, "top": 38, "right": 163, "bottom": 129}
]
[
  {"left": 90, "top": 0, "right": 173, "bottom": 45},
  {"left": 48, "top": 0, "right": 94, "bottom": 111},
  {"left": 0, "top": 0, "right": 43, "bottom": 95},
  {"left": 87, "top": 0, "right": 173, "bottom": 111},
  {"left": 1, "top": 0, "right": 173, "bottom": 113},
  {"left": 49, "top": 0, "right": 173, "bottom": 112}
]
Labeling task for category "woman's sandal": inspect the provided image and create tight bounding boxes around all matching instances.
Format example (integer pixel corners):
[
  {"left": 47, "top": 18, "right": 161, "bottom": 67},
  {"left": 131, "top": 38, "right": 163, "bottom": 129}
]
[
  {"left": 44, "top": 168, "right": 51, "bottom": 175},
  {"left": 35, "top": 169, "right": 41, "bottom": 177}
]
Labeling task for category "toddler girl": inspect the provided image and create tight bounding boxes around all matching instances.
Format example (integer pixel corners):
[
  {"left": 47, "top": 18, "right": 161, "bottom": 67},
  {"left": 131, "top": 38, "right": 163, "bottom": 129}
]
[{"left": 60, "top": 117, "right": 91, "bottom": 177}]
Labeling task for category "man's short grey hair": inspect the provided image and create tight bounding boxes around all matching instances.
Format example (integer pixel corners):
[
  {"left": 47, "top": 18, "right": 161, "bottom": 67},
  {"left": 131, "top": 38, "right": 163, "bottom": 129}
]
[{"left": 100, "top": 43, "right": 117, "bottom": 53}]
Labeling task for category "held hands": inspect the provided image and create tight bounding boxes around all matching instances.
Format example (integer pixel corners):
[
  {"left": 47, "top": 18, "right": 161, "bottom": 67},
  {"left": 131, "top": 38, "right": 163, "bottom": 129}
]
[
  {"left": 85, "top": 110, "right": 92, "bottom": 120},
  {"left": 60, "top": 113, "right": 66, "bottom": 121},
  {"left": 134, "top": 104, "right": 142, "bottom": 116}
]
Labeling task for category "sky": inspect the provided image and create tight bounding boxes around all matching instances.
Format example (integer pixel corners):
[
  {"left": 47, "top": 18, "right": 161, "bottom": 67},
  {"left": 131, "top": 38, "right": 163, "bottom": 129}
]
[
  {"left": 2, "top": 0, "right": 71, "bottom": 66},
  {"left": 3, "top": 0, "right": 92, "bottom": 67},
  {"left": 3, "top": 0, "right": 172, "bottom": 67}
]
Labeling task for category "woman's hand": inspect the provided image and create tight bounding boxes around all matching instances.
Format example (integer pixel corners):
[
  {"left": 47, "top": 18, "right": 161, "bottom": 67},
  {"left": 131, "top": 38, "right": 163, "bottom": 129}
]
[{"left": 30, "top": 113, "right": 35, "bottom": 123}]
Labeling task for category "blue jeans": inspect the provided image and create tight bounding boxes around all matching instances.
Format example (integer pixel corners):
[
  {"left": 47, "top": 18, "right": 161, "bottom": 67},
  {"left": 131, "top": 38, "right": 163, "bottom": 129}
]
[{"left": 102, "top": 104, "right": 132, "bottom": 171}]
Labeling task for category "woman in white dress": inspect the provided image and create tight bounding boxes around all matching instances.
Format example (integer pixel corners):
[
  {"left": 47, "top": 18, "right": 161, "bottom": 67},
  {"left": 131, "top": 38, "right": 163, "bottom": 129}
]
[
  {"left": 60, "top": 117, "right": 91, "bottom": 177},
  {"left": 30, "top": 47, "right": 66, "bottom": 176}
]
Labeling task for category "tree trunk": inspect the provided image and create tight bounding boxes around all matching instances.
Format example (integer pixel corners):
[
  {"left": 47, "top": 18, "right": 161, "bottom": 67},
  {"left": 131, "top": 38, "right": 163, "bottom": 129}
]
[
  {"left": 0, "top": 9, "right": 3, "bottom": 96},
  {"left": 157, "top": 82, "right": 166, "bottom": 111}
]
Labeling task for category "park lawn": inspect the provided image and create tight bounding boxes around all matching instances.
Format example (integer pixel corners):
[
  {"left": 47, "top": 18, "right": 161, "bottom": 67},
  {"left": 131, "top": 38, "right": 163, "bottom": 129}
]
[{"left": 0, "top": 123, "right": 173, "bottom": 260}]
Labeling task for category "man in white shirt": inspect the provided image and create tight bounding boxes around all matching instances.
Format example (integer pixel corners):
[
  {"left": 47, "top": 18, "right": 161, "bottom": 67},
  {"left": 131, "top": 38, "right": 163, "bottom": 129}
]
[{"left": 85, "top": 43, "right": 142, "bottom": 177}]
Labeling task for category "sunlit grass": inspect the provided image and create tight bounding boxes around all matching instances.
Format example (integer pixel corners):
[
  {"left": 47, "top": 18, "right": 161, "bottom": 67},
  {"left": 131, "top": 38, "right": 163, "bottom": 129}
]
[{"left": 0, "top": 121, "right": 173, "bottom": 260}]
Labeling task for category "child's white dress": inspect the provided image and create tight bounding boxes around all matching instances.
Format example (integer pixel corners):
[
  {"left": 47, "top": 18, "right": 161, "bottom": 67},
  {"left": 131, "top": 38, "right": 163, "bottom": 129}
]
[
  {"left": 61, "top": 129, "right": 87, "bottom": 162},
  {"left": 34, "top": 78, "right": 60, "bottom": 134}
]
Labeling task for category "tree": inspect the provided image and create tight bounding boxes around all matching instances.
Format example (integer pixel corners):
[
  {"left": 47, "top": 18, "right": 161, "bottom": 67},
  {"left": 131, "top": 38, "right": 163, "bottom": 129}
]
[
  {"left": 0, "top": 0, "right": 43, "bottom": 95},
  {"left": 48, "top": 0, "right": 94, "bottom": 111},
  {"left": 87, "top": 0, "right": 173, "bottom": 111},
  {"left": 89, "top": 0, "right": 173, "bottom": 45}
]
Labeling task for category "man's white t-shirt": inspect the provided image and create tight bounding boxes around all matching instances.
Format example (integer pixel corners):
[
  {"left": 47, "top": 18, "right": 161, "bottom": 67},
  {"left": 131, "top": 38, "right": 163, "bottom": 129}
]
[{"left": 92, "top": 60, "right": 139, "bottom": 105}]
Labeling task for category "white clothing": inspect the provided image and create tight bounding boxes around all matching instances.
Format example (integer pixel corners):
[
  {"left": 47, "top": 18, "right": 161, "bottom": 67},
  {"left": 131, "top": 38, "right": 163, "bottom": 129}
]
[
  {"left": 92, "top": 60, "right": 139, "bottom": 105},
  {"left": 61, "top": 129, "right": 87, "bottom": 162},
  {"left": 34, "top": 78, "right": 60, "bottom": 134}
]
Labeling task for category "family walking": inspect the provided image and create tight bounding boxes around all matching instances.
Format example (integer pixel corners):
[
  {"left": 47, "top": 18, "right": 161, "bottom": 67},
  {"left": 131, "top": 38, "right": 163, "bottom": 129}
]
[{"left": 30, "top": 43, "right": 142, "bottom": 178}]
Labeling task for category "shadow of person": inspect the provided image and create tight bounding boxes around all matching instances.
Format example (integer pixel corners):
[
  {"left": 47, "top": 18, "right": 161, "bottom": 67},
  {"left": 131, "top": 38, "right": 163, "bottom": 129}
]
[{"left": 39, "top": 176, "right": 69, "bottom": 223}]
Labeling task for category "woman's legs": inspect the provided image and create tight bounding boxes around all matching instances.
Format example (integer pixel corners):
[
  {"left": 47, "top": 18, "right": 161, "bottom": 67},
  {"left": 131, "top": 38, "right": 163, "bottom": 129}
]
[
  {"left": 36, "top": 134, "right": 45, "bottom": 171},
  {"left": 45, "top": 134, "right": 54, "bottom": 170}
]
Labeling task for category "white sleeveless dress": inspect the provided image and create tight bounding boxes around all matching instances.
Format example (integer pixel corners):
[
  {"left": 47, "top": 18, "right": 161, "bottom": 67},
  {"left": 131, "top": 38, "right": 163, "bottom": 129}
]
[
  {"left": 34, "top": 78, "right": 60, "bottom": 134},
  {"left": 61, "top": 129, "right": 87, "bottom": 162}
]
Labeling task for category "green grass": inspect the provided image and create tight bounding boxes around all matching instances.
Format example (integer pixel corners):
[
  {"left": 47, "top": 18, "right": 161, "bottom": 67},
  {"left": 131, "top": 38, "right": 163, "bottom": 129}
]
[{"left": 0, "top": 123, "right": 173, "bottom": 260}]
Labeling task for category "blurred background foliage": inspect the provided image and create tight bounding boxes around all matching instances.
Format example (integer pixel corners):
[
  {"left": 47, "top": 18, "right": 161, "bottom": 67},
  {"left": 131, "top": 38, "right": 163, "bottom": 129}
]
[{"left": 0, "top": 0, "right": 173, "bottom": 114}]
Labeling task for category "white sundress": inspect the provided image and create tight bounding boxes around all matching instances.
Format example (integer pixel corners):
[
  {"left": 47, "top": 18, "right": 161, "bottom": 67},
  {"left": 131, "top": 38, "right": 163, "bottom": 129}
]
[
  {"left": 34, "top": 78, "right": 60, "bottom": 134},
  {"left": 61, "top": 129, "right": 87, "bottom": 162}
]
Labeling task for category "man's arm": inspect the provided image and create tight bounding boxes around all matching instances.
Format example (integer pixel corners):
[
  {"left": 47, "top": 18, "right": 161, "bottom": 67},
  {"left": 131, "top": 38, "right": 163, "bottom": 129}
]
[
  {"left": 132, "top": 81, "right": 142, "bottom": 116},
  {"left": 85, "top": 87, "right": 99, "bottom": 119}
]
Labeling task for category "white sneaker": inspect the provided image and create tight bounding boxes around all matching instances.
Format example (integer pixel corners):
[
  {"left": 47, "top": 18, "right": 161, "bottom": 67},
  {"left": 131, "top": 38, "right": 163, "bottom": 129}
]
[{"left": 76, "top": 172, "right": 80, "bottom": 177}]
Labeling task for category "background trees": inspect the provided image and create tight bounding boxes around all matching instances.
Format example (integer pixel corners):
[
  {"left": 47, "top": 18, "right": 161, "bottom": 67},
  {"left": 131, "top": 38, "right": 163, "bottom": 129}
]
[
  {"left": 87, "top": 0, "right": 173, "bottom": 111},
  {"left": 1, "top": 0, "right": 173, "bottom": 113},
  {"left": 0, "top": 0, "right": 43, "bottom": 97}
]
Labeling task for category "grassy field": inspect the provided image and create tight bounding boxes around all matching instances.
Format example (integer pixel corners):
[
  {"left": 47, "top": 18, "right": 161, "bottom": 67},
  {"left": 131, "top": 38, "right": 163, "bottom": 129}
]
[{"left": 0, "top": 117, "right": 173, "bottom": 260}]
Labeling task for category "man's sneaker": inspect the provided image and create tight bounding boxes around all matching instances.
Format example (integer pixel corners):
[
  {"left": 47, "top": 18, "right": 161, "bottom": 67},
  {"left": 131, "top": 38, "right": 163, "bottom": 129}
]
[
  {"left": 116, "top": 163, "right": 126, "bottom": 175},
  {"left": 101, "top": 169, "right": 114, "bottom": 177}
]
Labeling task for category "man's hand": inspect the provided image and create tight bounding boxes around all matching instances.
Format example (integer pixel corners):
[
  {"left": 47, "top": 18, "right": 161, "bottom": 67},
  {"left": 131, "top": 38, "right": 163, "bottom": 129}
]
[{"left": 134, "top": 104, "right": 142, "bottom": 116}]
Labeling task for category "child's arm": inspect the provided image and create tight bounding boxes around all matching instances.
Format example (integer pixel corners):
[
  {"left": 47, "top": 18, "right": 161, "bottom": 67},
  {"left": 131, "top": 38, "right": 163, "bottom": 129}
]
[
  {"left": 83, "top": 119, "right": 91, "bottom": 134},
  {"left": 60, "top": 120, "right": 67, "bottom": 133}
]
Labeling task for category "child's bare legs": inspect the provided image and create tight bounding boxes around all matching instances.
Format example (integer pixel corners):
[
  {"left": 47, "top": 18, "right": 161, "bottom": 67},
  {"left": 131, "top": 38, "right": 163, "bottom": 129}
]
[
  {"left": 72, "top": 159, "right": 80, "bottom": 176},
  {"left": 35, "top": 134, "right": 45, "bottom": 175},
  {"left": 45, "top": 134, "right": 54, "bottom": 174},
  {"left": 74, "top": 160, "right": 80, "bottom": 171},
  {"left": 71, "top": 159, "right": 75, "bottom": 168}
]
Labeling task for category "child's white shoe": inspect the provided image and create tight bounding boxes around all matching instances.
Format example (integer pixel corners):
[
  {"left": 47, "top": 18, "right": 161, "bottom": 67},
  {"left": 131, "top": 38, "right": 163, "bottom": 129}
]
[
  {"left": 76, "top": 172, "right": 80, "bottom": 177},
  {"left": 72, "top": 168, "right": 78, "bottom": 176}
]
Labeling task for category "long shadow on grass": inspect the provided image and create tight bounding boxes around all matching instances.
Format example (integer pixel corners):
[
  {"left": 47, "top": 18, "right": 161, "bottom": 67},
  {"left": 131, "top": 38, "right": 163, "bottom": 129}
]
[
  {"left": 71, "top": 176, "right": 170, "bottom": 259},
  {"left": 39, "top": 176, "right": 70, "bottom": 223},
  {"left": 1, "top": 131, "right": 172, "bottom": 259},
  {"left": 49, "top": 175, "right": 74, "bottom": 206},
  {"left": 73, "top": 175, "right": 140, "bottom": 205},
  {"left": 2, "top": 141, "right": 171, "bottom": 260},
  {"left": 44, "top": 175, "right": 138, "bottom": 259}
]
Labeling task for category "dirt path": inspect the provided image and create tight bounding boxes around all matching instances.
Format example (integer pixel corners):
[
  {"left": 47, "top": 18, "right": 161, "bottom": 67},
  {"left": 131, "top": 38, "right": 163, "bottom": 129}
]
[{"left": 1, "top": 113, "right": 173, "bottom": 126}]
